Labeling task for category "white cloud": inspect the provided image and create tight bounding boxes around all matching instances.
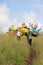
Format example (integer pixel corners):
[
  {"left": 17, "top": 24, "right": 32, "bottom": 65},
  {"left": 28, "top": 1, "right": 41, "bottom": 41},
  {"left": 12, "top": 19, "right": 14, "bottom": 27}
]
[
  {"left": 0, "top": 4, "right": 43, "bottom": 33},
  {"left": 0, "top": 4, "right": 9, "bottom": 23},
  {"left": 33, "top": 4, "right": 43, "bottom": 8},
  {"left": 22, "top": 12, "right": 36, "bottom": 22},
  {"left": 10, "top": 18, "right": 20, "bottom": 28},
  {"left": 22, "top": 12, "right": 43, "bottom": 31},
  {"left": 0, "top": 4, "right": 10, "bottom": 33},
  {"left": 33, "top": 0, "right": 41, "bottom": 4},
  {"left": 0, "top": 4, "right": 19, "bottom": 33},
  {"left": 22, "top": 12, "right": 37, "bottom": 27}
]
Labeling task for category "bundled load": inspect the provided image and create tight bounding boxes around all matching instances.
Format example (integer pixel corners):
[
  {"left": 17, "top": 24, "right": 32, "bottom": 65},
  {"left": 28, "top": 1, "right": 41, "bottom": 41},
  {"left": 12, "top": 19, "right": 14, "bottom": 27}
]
[
  {"left": 18, "top": 23, "right": 30, "bottom": 36},
  {"left": 9, "top": 25, "right": 16, "bottom": 32},
  {"left": 32, "top": 29, "right": 40, "bottom": 37}
]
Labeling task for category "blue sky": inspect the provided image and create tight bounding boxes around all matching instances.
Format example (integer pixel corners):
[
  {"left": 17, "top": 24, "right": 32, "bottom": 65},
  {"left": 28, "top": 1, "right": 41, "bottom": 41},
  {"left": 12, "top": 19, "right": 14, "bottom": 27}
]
[
  {"left": 0, "top": 0, "right": 43, "bottom": 20},
  {"left": 0, "top": 0, "right": 43, "bottom": 32}
]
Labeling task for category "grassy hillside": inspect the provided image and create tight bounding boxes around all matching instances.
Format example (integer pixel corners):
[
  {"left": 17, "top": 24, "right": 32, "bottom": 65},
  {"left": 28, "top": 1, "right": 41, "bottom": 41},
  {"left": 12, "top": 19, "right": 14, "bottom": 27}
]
[
  {"left": 0, "top": 34, "right": 43, "bottom": 65},
  {"left": 0, "top": 34, "right": 29, "bottom": 65},
  {"left": 32, "top": 35, "right": 43, "bottom": 65}
]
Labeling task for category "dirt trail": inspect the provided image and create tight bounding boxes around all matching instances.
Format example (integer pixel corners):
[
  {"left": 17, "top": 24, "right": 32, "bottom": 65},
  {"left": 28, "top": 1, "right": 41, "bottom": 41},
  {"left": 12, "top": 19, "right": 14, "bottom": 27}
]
[{"left": 26, "top": 48, "right": 37, "bottom": 65}]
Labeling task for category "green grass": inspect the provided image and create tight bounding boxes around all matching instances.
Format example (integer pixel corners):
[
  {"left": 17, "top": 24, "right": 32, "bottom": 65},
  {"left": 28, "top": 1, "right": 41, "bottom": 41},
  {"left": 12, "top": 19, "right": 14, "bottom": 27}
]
[
  {"left": 0, "top": 34, "right": 29, "bottom": 65},
  {"left": 32, "top": 35, "right": 43, "bottom": 65},
  {"left": 0, "top": 34, "right": 43, "bottom": 65}
]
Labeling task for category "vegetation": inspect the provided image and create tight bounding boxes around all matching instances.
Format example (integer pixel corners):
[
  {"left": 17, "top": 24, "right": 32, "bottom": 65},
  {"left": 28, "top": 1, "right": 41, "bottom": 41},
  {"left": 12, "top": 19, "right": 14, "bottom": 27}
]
[
  {"left": 0, "top": 34, "right": 29, "bottom": 65},
  {"left": 0, "top": 34, "right": 43, "bottom": 65},
  {"left": 32, "top": 35, "right": 43, "bottom": 65}
]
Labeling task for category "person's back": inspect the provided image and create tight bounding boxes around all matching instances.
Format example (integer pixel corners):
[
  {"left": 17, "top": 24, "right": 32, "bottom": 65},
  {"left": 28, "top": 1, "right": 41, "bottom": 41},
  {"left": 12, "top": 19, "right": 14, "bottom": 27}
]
[
  {"left": 27, "top": 31, "right": 32, "bottom": 40},
  {"left": 27, "top": 30, "right": 32, "bottom": 47}
]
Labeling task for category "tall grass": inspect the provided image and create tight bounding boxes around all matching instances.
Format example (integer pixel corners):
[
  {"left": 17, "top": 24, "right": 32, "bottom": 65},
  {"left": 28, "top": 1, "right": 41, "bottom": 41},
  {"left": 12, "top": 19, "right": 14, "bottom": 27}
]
[
  {"left": 32, "top": 35, "right": 43, "bottom": 65},
  {"left": 0, "top": 34, "right": 43, "bottom": 65},
  {"left": 0, "top": 34, "right": 29, "bottom": 65}
]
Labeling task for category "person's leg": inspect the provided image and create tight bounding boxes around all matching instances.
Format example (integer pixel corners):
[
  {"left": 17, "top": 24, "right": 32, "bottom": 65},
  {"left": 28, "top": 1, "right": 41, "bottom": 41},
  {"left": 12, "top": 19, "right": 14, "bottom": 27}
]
[
  {"left": 27, "top": 39, "right": 32, "bottom": 48},
  {"left": 19, "top": 36, "right": 21, "bottom": 40},
  {"left": 29, "top": 39, "right": 32, "bottom": 49},
  {"left": 17, "top": 36, "right": 21, "bottom": 40},
  {"left": 29, "top": 39, "right": 32, "bottom": 46},
  {"left": 27, "top": 40, "right": 30, "bottom": 48}
]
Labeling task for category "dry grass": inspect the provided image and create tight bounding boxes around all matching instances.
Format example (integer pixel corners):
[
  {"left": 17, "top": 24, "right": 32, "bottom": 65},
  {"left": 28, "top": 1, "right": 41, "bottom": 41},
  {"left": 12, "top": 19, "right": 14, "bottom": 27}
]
[
  {"left": 32, "top": 34, "right": 43, "bottom": 65},
  {"left": 0, "top": 34, "right": 29, "bottom": 65},
  {"left": 0, "top": 34, "right": 43, "bottom": 65}
]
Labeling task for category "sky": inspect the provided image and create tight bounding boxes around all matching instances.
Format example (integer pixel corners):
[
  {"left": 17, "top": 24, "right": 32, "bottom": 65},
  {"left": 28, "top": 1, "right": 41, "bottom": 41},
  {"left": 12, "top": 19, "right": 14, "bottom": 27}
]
[{"left": 0, "top": 0, "right": 43, "bottom": 33}]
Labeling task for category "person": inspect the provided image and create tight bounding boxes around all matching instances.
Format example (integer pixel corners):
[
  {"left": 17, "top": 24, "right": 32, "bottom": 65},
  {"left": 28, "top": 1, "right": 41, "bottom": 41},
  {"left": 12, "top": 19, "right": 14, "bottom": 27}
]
[
  {"left": 27, "top": 29, "right": 32, "bottom": 48},
  {"left": 16, "top": 29, "right": 21, "bottom": 40}
]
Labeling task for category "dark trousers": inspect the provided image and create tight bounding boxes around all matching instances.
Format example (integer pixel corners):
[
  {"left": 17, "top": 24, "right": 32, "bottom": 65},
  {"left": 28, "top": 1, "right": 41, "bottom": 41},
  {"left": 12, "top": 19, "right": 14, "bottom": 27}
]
[
  {"left": 28, "top": 39, "right": 32, "bottom": 46},
  {"left": 17, "top": 36, "right": 21, "bottom": 40}
]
